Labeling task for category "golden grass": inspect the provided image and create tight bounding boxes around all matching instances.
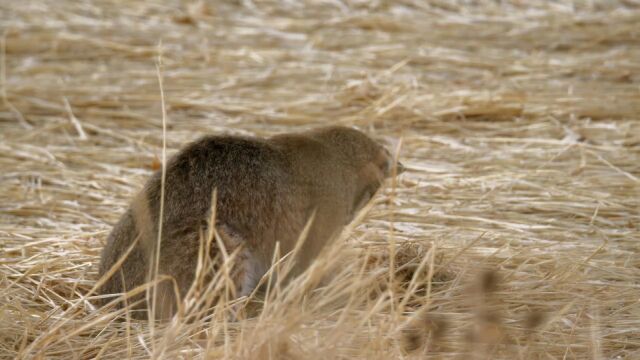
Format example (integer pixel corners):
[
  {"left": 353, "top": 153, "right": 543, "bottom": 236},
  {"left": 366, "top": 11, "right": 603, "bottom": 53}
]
[{"left": 1, "top": 0, "right": 639, "bottom": 358}]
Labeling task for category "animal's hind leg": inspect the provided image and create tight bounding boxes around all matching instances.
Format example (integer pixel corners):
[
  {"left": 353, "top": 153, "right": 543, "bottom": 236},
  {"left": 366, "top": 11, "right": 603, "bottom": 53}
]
[
  {"left": 236, "top": 248, "right": 265, "bottom": 298},
  {"left": 216, "top": 225, "right": 264, "bottom": 298},
  {"left": 151, "top": 277, "right": 179, "bottom": 320}
]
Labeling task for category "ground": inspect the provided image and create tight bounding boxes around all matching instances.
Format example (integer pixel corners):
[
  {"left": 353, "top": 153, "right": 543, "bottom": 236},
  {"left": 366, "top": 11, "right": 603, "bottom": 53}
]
[{"left": 0, "top": 1, "right": 639, "bottom": 359}]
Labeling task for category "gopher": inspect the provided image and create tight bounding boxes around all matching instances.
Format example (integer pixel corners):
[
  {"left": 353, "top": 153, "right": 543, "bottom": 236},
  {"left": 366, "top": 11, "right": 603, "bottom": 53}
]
[{"left": 98, "top": 126, "right": 403, "bottom": 319}]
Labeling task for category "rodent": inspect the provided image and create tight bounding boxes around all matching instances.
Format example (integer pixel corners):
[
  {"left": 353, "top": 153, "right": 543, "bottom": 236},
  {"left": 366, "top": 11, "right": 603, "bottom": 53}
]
[{"left": 97, "top": 126, "right": 404, "bottom": 319}]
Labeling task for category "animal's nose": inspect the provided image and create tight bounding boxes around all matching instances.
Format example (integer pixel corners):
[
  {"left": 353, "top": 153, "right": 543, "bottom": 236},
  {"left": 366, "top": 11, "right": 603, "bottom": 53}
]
[{"left": 395, "top": 161, "right": 405, "bottom": 174}]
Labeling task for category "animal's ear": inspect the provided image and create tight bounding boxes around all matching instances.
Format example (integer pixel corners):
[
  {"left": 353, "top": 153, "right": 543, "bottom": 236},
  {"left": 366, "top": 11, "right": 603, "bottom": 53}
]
[{"left": 372, "top": 135, "right": 403, "bottom": 177}]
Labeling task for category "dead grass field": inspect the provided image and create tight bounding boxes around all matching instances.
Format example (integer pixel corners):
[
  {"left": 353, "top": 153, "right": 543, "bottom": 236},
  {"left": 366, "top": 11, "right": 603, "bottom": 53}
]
[{"left": 1, "top": 1, "right": 639, "bottom": 359}]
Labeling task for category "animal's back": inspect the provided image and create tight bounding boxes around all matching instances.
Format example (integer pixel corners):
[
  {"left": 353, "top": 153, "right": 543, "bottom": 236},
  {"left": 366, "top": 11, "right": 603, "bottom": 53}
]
[{"left": 146, "top": 136, "right": 296, "bottom": 244}]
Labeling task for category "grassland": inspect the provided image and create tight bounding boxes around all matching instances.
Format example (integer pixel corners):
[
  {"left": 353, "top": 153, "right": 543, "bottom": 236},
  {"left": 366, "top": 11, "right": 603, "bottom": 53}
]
[{"left": 1, "top": 1, "right": 639, "bottom": 359}]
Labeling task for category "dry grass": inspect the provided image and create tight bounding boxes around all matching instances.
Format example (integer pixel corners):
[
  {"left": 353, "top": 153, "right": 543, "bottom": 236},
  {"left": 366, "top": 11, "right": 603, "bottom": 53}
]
[{"left": 1, "top": 0, "right": 639, "bottom": 359}]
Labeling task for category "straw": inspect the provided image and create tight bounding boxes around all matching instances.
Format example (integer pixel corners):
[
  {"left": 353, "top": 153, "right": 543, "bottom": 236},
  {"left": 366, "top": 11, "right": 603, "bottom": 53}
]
[{"left": 1, "top": 0, "right": 639, "bottom": 358}]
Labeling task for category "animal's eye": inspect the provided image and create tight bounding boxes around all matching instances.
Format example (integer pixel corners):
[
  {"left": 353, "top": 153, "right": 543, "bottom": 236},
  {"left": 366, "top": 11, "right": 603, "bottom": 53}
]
[{"left": 381, "top": 159, "right": 390, "bottom": 172}]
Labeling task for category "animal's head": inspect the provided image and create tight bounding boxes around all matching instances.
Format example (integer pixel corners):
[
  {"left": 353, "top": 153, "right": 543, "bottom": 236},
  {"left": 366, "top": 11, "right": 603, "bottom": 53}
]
[{"left": 308, "top": 126, "right": 404, "bottom": 212}]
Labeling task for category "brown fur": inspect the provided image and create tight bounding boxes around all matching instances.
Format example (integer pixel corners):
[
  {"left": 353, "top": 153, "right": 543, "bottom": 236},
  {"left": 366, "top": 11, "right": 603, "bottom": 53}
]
[{"left": 97, "top": 126, "right": 403, "bottom": 319}]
